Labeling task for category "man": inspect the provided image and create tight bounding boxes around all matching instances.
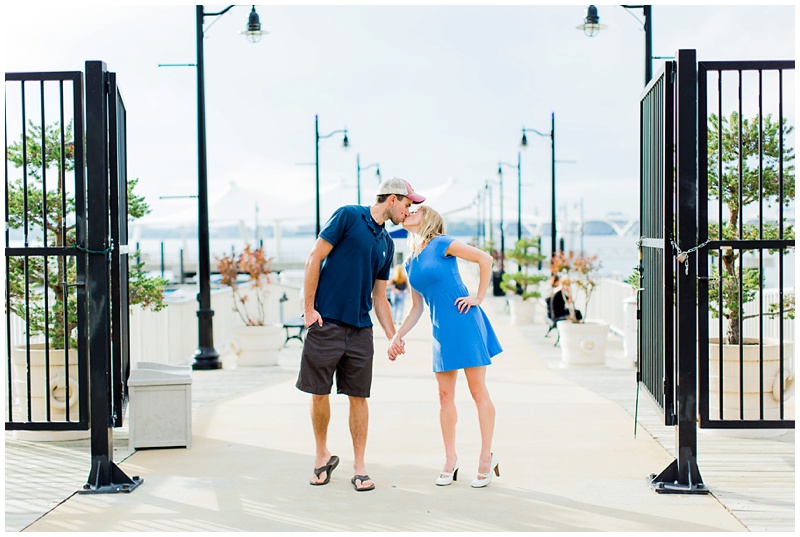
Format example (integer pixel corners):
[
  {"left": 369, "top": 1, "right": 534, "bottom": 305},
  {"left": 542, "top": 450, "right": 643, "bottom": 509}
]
[{"left": 296, "top": 177, "right": 426, "bottom": 492}]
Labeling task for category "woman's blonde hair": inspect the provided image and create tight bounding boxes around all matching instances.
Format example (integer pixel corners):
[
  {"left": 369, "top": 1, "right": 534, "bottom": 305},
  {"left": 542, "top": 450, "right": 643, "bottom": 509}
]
[
  {"left": 408, "top": 206, "right": 446, "bottom": 255},
  {"left": 391, "top": 264, "right": 407, "bottom": 284}
]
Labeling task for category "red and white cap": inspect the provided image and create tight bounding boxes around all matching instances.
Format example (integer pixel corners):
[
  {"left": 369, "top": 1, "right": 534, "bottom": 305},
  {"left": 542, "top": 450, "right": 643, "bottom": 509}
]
[{"left": 376, "top": 177, "right": 426, "bottom": 204}]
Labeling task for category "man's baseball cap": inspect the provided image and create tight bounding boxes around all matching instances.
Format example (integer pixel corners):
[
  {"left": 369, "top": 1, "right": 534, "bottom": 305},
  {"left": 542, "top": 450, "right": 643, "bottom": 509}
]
[{"left": 376, "top": 177, "right": 426, "bottom": 204}]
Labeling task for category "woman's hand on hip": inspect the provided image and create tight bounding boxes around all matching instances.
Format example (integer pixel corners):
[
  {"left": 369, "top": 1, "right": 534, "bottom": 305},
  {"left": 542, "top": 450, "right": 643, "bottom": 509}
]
[{"left": 455, "top": 295, "right": 482, "bottom": 314}]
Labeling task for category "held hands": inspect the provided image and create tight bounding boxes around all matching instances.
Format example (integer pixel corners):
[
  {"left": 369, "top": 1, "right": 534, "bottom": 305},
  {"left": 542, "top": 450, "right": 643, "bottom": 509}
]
[
  {"left": 388, "top": 334, "right": 405, "bottom": 361},
  {"left": 455, "top": 295, "right": 483, "bottom": 314}
]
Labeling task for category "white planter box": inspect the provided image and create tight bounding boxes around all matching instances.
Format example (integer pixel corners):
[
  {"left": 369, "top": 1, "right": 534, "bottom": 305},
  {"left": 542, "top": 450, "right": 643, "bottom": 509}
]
[
  {"left": 509, "top": 298, "right": 537, "bottom": 325},
  {"left": 10, "top": 344, "right": 90, "bottom": 441},
  {"left": 232, "top": 324, "right": 283, "bottom": 367},
  {"left": 559, "top": 321, "right": 610, "bottom": 366},
  {"left": 127, "top": 362, "right": 192, "bottom": 449}
]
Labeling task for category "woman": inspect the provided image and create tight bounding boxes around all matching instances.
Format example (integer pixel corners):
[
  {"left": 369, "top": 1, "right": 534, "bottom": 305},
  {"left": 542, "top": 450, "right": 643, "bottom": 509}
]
[
  {"left": 388, "top": 264, "right": 409, "bottom": 324},
  {"left": 388, "top": 205, "right": 503, "bottom": 488},
  {"left": 548, "top": 274, "right": 582, "bottom": 322}
]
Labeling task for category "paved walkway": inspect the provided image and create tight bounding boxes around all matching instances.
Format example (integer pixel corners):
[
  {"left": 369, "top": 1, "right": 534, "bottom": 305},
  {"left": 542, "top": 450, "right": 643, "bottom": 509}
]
[{"left": 4, "top": 289, "right": 795, "bottom": 532}]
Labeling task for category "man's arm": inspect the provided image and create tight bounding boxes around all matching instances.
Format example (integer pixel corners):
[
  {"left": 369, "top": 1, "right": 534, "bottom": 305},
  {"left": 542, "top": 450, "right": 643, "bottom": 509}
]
[
  {"left": 372, "top": 279, "right": 395, "bottom": 340},
  {"left": 303, "top": 238, "right": 334, "bottom": 327}
]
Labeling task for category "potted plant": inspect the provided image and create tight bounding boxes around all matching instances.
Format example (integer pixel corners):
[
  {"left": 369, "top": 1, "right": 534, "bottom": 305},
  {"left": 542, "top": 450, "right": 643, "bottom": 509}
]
[
  {"left": 705, "top": 111, "right": 795, "bottom": 421},
  {"left": 550, "top": 250, "right": 609, "bottom": 366},
  {"left": 216, "top": 244, "right": 282, "bottom": 366},
  {"left": 500, "top": 237, "right": 548, "bottom": 324},
  {"left": 6, "top": 121, "right": 168, "bottom": 436}
]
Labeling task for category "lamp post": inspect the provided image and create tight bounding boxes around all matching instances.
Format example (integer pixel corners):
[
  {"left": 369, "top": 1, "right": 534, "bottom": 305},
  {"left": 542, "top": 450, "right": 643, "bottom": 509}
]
[
  {"left": 485, "top": 180, "right": 494, "bottom": 247},
  {"left": 315, "top": 115, "right": 348, "bottom": 236},
  {"left": 492, "top": 168, "right": 505, "bottom": 274},
  {"left": 192, "top": 4, "right": 266, "bottom": 371},
  {"left": 356, "top": 154, "right": 380, "bottom": 205},
  {"left": 577, "top": 4, "right": 653, "bottom": 86},
  {"left": 498, "top": 152, "right": 522, "bottom": 243},
  {"left": 521, "top": 112, "right": 556, "bottom": 260}
]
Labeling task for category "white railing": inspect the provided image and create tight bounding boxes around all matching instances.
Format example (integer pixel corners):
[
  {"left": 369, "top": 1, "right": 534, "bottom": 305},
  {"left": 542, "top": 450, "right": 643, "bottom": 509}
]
[
  {"left": 8, "top": 281, "right": 303, "bottom": 368},
  {"left": 707, "top": 288, "right": 795, "bottom": 343},
  {"left": 129, "top": 281, "right": 303, "bottom": 366},
  {"left": 585, "top": 280, "right": 795, "bottom": 344}
]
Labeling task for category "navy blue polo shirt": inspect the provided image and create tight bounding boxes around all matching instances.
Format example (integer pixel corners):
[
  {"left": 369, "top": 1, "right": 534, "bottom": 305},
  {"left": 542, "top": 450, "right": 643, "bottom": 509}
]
[{"left": 316, "top": 205, "right": 394, "bottom": 327}]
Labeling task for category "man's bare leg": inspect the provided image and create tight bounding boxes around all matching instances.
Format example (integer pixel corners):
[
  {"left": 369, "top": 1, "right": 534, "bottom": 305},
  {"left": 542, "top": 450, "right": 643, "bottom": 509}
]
[
  {"left": 349, "top": 396, "right": 374, "bottom": 490},
  {"left": 310, "top": 394, "right": 334, "bottom": 484}
]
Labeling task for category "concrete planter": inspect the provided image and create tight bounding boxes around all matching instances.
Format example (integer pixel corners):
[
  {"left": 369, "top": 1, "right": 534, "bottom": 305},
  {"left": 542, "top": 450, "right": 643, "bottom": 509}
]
[
  {"left": 232, "top": 324, "right": 283, "bottom": 367},
  {"left": 708, "top": 337, "right": 794, "bottom": 422},
  {"left": 128, "top": 362, "right": 192, "bottom": 449},
  {"left": 10, "top": 344, "right": 90, "bottom": 441},
  {"left": 558, "top": 321, "right": 610, "bottom": 366},
  {"left": 509, "top": 298, "right": 537, "bottom": 325}
]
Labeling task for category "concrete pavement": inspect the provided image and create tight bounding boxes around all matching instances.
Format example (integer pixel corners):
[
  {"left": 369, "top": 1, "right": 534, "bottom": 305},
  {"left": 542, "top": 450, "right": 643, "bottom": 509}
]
[{"left": 7, "top": 289, "right": 780, "bottom": 532}]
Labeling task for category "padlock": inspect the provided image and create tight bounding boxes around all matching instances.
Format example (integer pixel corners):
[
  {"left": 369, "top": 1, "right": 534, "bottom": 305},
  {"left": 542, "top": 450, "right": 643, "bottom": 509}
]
[{"left": 676, "top": 252, "right": 688, "bottom": 263}]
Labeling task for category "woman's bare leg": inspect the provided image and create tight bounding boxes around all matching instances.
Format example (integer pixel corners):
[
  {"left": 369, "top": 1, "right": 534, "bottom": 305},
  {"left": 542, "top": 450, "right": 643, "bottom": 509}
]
[
  {"left": 464, "top": 366, "right": 495, "bottom": 474},
  {"left": 435, "top": 370, "right": 459, "bottom": 471}
]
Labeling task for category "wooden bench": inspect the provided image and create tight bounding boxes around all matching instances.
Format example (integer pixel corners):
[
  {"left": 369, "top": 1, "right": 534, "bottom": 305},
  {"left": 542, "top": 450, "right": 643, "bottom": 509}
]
[{"left": 282, "top": 316, "right": 306, "bottom": 347}]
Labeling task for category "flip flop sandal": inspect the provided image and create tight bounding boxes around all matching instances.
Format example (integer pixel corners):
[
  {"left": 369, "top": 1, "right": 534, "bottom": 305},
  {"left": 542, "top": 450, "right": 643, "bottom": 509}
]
[
  {"left": 351, "top": 474, "right": 375, "bottom": 492},
  {"left": 310, "top": 455, "right": 340, "bottom": 486}
]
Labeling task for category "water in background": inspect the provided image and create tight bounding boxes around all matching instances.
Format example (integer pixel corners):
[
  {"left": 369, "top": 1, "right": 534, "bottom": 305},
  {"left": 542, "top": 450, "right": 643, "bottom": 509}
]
[{"left": 133, "top": 233, "right": 794, "bottom": 289}]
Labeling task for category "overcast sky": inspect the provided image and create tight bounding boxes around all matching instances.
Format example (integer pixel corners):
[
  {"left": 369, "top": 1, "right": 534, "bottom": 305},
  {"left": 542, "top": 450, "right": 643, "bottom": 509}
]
[{"left": 2, "top": 2, "right": 796, "bottom": 230}]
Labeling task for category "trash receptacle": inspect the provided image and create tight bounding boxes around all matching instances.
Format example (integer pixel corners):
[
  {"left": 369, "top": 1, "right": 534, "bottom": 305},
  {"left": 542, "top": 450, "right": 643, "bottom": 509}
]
[
  {"left": 492, "top": 271, "right": 505, "bottom": 296},
  {"left": 127, "top": 362, "right": 192, "bottom": 449}
]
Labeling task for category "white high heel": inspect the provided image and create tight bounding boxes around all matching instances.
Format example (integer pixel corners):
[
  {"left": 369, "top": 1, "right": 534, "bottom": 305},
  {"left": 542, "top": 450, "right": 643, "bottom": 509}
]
[
  {"left": 435, "top": 459, "right": 459, "bottom": 486},
  {"left": 470, "top": 454, "right": 499, "bottom": 488}
]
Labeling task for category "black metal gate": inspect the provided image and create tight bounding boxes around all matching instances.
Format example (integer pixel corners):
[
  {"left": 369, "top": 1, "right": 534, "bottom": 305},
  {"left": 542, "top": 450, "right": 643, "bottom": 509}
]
[
  {"left": 5, "top": 61, "right": 141, "bottom": 492},
  {"left": 638, "top": 60, "right": 676, "bottom": 426},
  {"left": 697, "top": 59, "right": 795, "bottom": 430},
  {"left": 5, "top": 69, "right": 90, "bottom": 433},
  {"left": 638, "top": 49, "right": 795, "bottom": 493}
]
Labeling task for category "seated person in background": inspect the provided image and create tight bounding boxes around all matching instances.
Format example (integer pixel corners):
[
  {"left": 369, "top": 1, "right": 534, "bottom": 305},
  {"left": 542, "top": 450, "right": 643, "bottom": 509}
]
[{"left": 548, "top": 275, "right": 582, "bottom": 322}]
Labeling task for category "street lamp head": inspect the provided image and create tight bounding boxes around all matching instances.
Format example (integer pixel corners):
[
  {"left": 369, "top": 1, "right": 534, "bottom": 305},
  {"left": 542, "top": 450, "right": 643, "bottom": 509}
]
[
  {"left": 376, "top": 166, "right": 381, "bottom": 178},
  {"left": 577, "top": 5, "right": 607, "bottom": 37},
  {"left": 497, "top": 165, "right": 503, "bottom": 176},
  {"left": 242, "top": 6, "right": 268, "bottom": 43},
  {"left": 342, "top": 131, "right": 349, "bottom": 148},
  {"left": 521, "top": 131, "right": 528, "bottom": 147}
]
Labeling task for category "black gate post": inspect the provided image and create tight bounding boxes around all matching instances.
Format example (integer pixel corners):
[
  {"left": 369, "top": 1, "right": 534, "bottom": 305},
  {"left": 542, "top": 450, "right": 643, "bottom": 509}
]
[
  {"left": 649, "top": 49, "right": 708, "bottom": 494},
  {"left": 81, "top": 60, "right": 142, "bottom": 494}
]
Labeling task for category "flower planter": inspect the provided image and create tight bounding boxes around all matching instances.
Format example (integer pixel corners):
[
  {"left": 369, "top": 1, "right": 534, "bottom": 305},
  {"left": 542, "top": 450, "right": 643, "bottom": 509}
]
[
  {"left": 708, "top": 338, "right": 794, "bottom": 422},
  {"left": 232, "top": 324, "right": 283, "bottom": 367},
  {"left": 10, "top": 344, "right": 89, "bottom": 441},
  {"left": 509, "top": 298, "right": 537, "bottom": 325},
  {"left": 558, "top": 321, "right": 610, "bottom": 366}
]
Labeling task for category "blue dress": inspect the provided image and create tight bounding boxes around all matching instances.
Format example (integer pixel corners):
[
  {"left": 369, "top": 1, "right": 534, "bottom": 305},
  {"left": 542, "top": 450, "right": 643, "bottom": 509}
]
[{"left": 405, "top": 235, "right": 503, "bottom": 372}]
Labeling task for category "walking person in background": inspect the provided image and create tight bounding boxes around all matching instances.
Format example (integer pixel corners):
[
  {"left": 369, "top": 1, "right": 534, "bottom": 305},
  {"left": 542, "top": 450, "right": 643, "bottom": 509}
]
[
  {"left": 388, "top": 264, "right": 409, "bottom": 324},
  {"left": 296, "top": 178, "right": 425, "bottom": 492},
  {"left": 387, "top": 205, "right": 503, "bottom": 488}
]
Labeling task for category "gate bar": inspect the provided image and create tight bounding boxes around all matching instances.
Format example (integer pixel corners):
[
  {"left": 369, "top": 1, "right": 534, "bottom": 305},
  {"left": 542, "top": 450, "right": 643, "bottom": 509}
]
[
  {"left": 649, "top": 49, "right": 708, "bottom": 494},
  {"left": 81, "top": 60, "right": 141, "bottom": 494}
]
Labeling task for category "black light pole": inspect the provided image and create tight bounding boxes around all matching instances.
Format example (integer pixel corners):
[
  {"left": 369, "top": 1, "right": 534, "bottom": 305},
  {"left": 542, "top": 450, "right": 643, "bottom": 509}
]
[
  {"left": 522, "top": 112, "right": 556, "bottom": 260},
  {"left": 577, "top": 4, "right": 653, "bottom": 86},
  {"left": 315, "top": 115, "right": 348, "bottom": 236},
  {"left": 485, "top": 180, "right": 494, "bottom": 247},
  {"left": 192, "top": 4, "right": 266, "bottom": 371},
  {"left": 493, "top": 168, "right": 505, "bottom": 274},
  {"left": 498, "top": 152, "right": 523, "bottom": 243},
  {"left": 356, "top": 154, "right": 380, "bottom": 205}
]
